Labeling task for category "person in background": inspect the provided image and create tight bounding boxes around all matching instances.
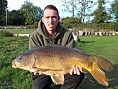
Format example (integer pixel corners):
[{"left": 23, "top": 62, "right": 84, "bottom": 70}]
[{"left": 29, "top": 4, "right": 84, "bottom": 89}]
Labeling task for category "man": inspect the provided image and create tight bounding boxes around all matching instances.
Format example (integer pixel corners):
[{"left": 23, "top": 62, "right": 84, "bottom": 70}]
[{"left": 29, "top": 4, "right": 84, "bottom": 89}]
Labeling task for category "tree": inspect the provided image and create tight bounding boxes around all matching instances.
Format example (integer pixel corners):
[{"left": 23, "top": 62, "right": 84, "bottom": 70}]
[
  {"left": 0, "top": 0, "right": 7, "bottom": 14},
  {"left": 1, "top": 10, "right": 25, "bottom": 26},
  {"left": 110, "top": 0, "right": 118, "bottom": 22},
  {"left": 61, "top": 0, "right": 75, "bottom": 17},
  {"left": 8, "top": 10, "right": 25, "bottom": 25},
  {"left": 0, "top": 0, "right": 8, "bottom": 25},
  {"left": 91, "top": 0, "right": 110, "bottom": 23},
  {"left": 61, "top": 0, "right": 96, "bottom": 23},
  {"left": 20, "top": 1, "right": 43, "bottom": 25}
]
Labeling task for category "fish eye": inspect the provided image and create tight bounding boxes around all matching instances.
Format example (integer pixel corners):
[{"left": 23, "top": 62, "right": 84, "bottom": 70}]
[{"left": 18, "top": 55, "right": 22, "bottom": 60}]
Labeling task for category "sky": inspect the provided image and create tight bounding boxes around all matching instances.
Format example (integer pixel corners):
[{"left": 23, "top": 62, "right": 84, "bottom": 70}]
[
  {"left": 7, "top": 0, "right": 72, "bottom": 18},
  {"left": 8, "top": 0, "right": 62, "bottom": 11},
  {"left": 7, "top": 0, "right": 113, "bottom": 19}
]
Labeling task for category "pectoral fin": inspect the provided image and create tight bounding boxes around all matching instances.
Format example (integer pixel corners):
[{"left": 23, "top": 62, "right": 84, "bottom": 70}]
[
  {"left": 50, "top": 74, "right": 64, "bottom": 85},
  {"left": 30, "top": 67, "right": 49, "bottom": 72}
]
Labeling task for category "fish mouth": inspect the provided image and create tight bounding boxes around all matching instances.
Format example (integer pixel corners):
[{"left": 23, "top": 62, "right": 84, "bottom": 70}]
[{"left": 12, "top": 61, "right": 17, "bottom": 68}]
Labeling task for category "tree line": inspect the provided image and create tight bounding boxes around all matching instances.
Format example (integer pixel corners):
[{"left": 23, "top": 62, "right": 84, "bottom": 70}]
[
  {"left": 0, "top": 0, "right": 42, "bottom": 27},
  {"left": 0, "top": 0, "right": 118, "bottom": 31}
]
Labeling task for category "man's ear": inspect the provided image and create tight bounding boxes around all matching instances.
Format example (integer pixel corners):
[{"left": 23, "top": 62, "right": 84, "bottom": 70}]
[
  {"left": 42, "top": 17, "right": 44, "bottom": 23},
  {"left": 58, "top": 16, "right": 60, "bottom": 21}
]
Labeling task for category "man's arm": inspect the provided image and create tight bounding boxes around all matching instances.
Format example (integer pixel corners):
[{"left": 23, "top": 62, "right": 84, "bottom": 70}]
[{"left": 29, "top": 32, "right": 42, "bottom": 49}]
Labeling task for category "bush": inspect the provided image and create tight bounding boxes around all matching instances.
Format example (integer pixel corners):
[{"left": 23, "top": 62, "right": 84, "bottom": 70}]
[
  {"left": 61, "top": 17, "right": 82, "bottom": 28},
  {"left": 0, "top": 30, "right": 14, "bottom": 37}
]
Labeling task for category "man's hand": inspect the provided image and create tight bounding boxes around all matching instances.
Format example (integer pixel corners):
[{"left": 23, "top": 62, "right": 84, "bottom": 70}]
[
  {"left": 32, "top": 71, "right": 42, "bottom": 75},
  {"left": 70, "top": 65, "right": 83, "bottom": 75}
]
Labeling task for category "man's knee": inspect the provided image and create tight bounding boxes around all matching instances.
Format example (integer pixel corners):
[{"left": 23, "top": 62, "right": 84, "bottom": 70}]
[{"left": 32, "top": 75, "right": 52, "bottom": 89}]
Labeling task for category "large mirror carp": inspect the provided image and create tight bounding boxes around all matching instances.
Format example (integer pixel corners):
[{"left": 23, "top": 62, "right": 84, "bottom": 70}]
[{"left": 12, "top": 45, "right": 113, "bottom": 86}]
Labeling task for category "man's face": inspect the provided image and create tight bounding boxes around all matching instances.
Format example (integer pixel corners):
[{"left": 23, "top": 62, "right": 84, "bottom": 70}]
[{"left": 42, "top": 9, "right": 60, "bottom": 34}]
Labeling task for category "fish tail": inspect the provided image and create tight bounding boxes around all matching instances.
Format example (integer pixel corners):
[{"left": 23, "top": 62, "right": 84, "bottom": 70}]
[
  {"left": 90, "top": 64, "right": 109, "bottom": 86},
  {"left": 94, "top": 55, "right": 113, "bottom": 71},
  {"left": 89, "top": 56, "right": 113, "bottom": 86}
]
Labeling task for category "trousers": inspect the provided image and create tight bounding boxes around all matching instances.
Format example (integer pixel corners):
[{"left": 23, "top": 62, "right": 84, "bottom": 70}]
[{"left": 32, "top": 73, "right": 84, "bottom": 89}]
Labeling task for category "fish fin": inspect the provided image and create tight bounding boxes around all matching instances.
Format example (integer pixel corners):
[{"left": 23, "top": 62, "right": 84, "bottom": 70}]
[
  {"left": 31, "top": 67, "right": 63, "bottom": 75},
  {"left": 30, "top": 67, "right": 49, "bottom": 72},
  {"left": 36, "top": 68, "right": 50, "bottom": 72},
  {"left": 94, "top": 56, "right": 113, "bottom": 71},
  {"left": 90, "top": 63, "right": 109, "bottom": 86},
  {"left": 88, "top": 55, "right": 113, "bottom": 86},
  {"left": 50, "top": 74, "right": 64, "bottom": 85}
]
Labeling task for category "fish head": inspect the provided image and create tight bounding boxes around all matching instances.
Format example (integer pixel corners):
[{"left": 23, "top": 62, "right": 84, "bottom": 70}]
[{"left": 12, "top": 50, "right": 36, "bottom": 71}]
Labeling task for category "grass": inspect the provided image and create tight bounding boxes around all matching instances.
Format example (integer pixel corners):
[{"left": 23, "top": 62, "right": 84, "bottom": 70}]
[
  {"left": 3, "top": 29, "right": 34, "bottom": 34},
  {"left": 0, "top": 30, "right": 118, "bottom": 89},
  {"left": 0, "top": 36, "right": 31, "bottom": 89},
  {"left": 77, "top": 36, "right": 118, "bottom": 64}
]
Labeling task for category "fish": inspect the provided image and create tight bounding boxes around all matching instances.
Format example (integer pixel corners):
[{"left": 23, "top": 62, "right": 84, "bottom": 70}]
[{"left": 12, "top": 45, "right": 113, "bottom": 86}]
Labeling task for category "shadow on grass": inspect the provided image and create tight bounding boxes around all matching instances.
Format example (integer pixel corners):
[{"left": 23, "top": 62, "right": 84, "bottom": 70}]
[
  {"left": 51, "top": 64, "right": 118, "bottom": 89},
  {"left": 106, "top": 64, "right": 118, "bottom": 89},
  {"left": 77, "top": 74, "right": 108, "bottom": 89},
  {"left": 79, "top": 40, "right": 95, "bottom": 44}
]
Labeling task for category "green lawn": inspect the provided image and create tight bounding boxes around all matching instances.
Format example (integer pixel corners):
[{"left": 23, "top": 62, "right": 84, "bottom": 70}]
[
  {"left": 0, "top": 34, "right": 118, "bottom": 89},
  {"left": 3, "top": 29, "right": 34, "bottom": 34},
  {"left": 77, "top": 36, "right": 118, "bottom": 64}
]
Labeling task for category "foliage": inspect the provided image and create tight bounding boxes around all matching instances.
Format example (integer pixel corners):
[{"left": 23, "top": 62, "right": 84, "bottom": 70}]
[
  {"left": 61, "top": 18, "right": 118, "bottom": 31},
  {"left": 0, "top": 1, "right": 42, "bottom": 26},
  {"left": 0, "top": 0, "right": 8, "bottom": 25},
  {"left": 0, "top": 30, "right": 14, "bottom": 37},
  {"left": 1, "top": 9, "right": 25, "bottom": 26},
  {"left": 61, "top": 0, "right": 96, "bottom": 23},
  {"left": 107, "top": 22, "right": 118, "bottom": 31},
  {"left": 20, "top": 1, "right": 43, "bottom": 25},
  {"left": 85, "top": 22, "right": 118, "bottom": 31},
  {"left": 7, "top": 10, "right": 25, "bottom": 25},
  {"left": 0, "top": 0, "right": 7, "bottom": 14},
  {"left": 110, "top": 0, "right": 118, "bottom": 22},
  {"left": 61, "top": 17, "right": 82, "bottom": 28},
  {"left": 91, "top": 0, "right": 111, "bottom": 23}
]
